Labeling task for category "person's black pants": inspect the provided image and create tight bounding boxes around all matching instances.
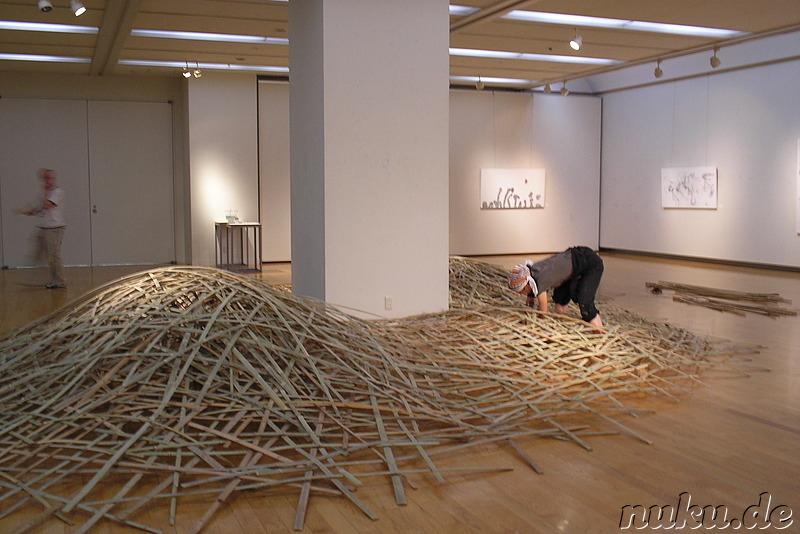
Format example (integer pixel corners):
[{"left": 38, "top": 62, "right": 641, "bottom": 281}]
[{"left": 552, "top": 246, "right": 603, "bottom": 322}]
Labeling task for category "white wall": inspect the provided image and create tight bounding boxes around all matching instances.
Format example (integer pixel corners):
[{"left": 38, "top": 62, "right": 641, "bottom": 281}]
[
  {"left": 258, "top": 80, "right": 292, "bottom": 262},
  {"left": 449, "top": 90, "right": 602, "bottom": 255},
  {"left": 187, "top": 72, "right": 260, "bottom": 267},
  {"left": 600, "top": 59, "right": 800, "bottom": 268}
]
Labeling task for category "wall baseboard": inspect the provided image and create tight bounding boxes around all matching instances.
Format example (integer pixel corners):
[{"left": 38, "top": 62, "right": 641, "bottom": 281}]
[{"left": 599, "top": 248, "right": 800, "bottom": 274}]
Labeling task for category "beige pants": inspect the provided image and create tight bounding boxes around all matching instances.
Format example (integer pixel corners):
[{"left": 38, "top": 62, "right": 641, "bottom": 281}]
[{"left": 34, "top": 226, "right": 66, "bottom": 287}]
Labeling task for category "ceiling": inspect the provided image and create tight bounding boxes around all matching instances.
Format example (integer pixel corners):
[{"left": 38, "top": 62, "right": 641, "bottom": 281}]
[{"left": 1, "top": 0, "right": 799, "bottom": 92}]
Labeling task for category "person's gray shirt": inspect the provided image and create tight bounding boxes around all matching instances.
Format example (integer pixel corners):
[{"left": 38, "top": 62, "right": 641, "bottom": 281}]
[{"left": 528, "top": 249, "right": 573, "bottom": 293}]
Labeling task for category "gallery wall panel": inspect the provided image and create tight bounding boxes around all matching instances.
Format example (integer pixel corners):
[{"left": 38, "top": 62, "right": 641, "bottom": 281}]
[
  {"left": 449, "top": 90, "right": 601, "bottom": 256},
  {"left": 0, "top": 98, "right": 92, "bottom": 268},
  {"left": 600, "top": 60, "right": 800, "bottom": 268},
  {"left": 258, "top": 80, "right": 291, "bottom": 262},
  {"left": 0, "top": 98, "right": 175, "bottom": 268},
  {"left": 87, "top": 101, "right": 175, "bottom": 265}
]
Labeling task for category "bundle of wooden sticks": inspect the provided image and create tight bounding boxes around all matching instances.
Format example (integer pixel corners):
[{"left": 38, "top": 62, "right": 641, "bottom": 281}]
[{"left": 646, "top": 280, "right": 797, "bottom": 318}]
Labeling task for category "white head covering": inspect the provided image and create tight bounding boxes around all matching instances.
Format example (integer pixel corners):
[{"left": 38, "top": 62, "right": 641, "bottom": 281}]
[{"left": 507, "top": 264, "right": 538, "bottom": 296}]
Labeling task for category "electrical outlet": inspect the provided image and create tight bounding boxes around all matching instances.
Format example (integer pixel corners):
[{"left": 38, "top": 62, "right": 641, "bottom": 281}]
[{"left": 384, "top": 296, "right": 392, "bottom": 311}]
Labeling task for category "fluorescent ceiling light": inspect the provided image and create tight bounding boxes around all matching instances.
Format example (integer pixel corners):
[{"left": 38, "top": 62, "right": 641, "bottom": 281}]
[
  {"left": 450, "top": 75, "right": 535, "bottom": 86},
  {"left": 621, "top": 20, "right": 743, "bottom": 37},
  {"left": 503, "top": 10, "right": 745, "bottom": 38},
  {"left": 130, "top": 29, "right": 288, "bottom": 45},
  {"left": 0, "top": 21, "right": 283, "bottom": 44},
  {"left": 0, "top": 20, "right": 97, "bottom": 34},
  {"left": 449, "top": 5, "right": 478, "bottom": 16},
  {"left": 118, "top": 59, "right": 289, "bottom": 73},
  {"left": 0, "top": 53, "right": 90, "bottom": 63},
  {"left": 450, "top": 47, "right": 619, "bottom": 65}
]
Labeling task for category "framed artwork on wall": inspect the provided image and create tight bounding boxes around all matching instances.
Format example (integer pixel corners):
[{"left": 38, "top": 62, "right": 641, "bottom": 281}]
[
  {"left": 480, "top": 168, "right": 545, "bottom": 209},
  {"left": 661, "top": 166, "right": 718, "bottom": 209}
]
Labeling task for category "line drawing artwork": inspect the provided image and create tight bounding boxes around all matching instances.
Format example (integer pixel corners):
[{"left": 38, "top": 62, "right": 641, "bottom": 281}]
[
  {"left": 661, "top": 166, "right": 718, "bottom": 209},
  {"left": 480, "top": 168, "right": 546, "bottom": 209}
]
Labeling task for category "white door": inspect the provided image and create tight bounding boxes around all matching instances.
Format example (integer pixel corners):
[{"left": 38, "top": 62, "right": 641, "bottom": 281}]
[
  {"left": 0, "top": 98, "right": 93, "bottom": 268},
  {"left": 87, "top": 101, "right": 175, "bottom": 265}
]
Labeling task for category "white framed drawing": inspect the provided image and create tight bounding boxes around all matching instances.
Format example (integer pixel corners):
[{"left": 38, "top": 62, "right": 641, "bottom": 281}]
[
  {"left": 480, "top": 168, "right": 545, "bottom": 209},
  {"left": 661, "top": 166, "right": 718, "bottom": 209}
]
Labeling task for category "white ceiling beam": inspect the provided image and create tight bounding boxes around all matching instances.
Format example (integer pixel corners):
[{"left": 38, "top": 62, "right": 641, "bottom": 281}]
[
  {"left": 450, "top": 0, "right": 546, "bottom": 33},
  {"left": 90, "top": 0, "right": 142, "bottom": 76}
]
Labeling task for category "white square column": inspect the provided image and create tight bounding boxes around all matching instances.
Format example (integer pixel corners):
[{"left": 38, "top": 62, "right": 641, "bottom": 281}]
[{"left": 289, "top": 0, "right": 450, "bottom": 318}]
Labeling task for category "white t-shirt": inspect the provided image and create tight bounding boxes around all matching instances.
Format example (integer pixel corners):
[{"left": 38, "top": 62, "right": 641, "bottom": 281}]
[{"left": 39, "top": 186, "right": 66, "bottom": 228}]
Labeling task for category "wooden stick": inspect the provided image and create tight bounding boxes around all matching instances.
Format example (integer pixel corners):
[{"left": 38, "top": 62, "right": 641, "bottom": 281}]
[{"left": 506, "top": 439, "right": 544, "bottom": 474}]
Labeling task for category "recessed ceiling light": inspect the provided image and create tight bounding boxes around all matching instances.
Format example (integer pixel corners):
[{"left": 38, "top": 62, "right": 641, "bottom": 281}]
[
  {"left": 449, "top": 47, "right": 618, "bottom": 65},
  {"left": 503, "top": 10, "right": 745, "bottom": 38},
  {"left": 130, "top": 29, "right": 288, "bottom": 45},
  {"left": 0, "top": 53, "right": 90, "bottom": 63},
  {"left": 118, "top": 59, "right": 290, "bottom": 73},
  {"left": 0, "top": 20, "right": 97, "bottom": 34},
  {"left": 450, "top": 75, "right": 536, "bottom": 86},
  {"left": 449, "top": 5, "right": 478, "bottom": 16}
]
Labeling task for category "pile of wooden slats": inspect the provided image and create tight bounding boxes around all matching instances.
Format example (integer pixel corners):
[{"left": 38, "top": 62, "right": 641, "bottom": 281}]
[
  {"left": 0, "top": 261, "right": 756, "bottom": 533},
  {"left": 646, "top": 280, "right": 797, "bottom": 318}
]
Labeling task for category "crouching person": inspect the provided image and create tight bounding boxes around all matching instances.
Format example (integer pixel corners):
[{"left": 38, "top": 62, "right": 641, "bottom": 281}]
[{"left": 507, "top": 246, "right": 604, "bottom": 328}]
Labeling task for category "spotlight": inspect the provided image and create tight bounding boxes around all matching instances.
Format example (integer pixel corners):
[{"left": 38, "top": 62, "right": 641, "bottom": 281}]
[
  {"left": 193, "top": 68, "right": 202, "bottom": 78},
  {"left": 560, "top": 81, "right": 569, "bottom": 96},
  {"left": 475, "top": 76, "right": 484, "bottom": 90},
  {"left": 543, "top": 83, "right": 551, "bottom": 94},
  {"left": 70, "top": 0, "right": 86, "bottom": 16},
  {"left": 38, "top": 0, "right": 53, "bottom": 13},
  {"left": 710, "top": 48, "right": 721, "bottom": 68},
  {"left": 569, "top": 30, "right": 582, "bottom": 51},
  {"left": 182, "top": 67, "right": 192, "bottom": 78},
  {"left": 654, "top": 60, "right": 663, "bottom": 78}
]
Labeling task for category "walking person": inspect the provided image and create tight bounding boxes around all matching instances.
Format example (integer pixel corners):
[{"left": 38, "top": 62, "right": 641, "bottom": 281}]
[
  {"left": 24, "top": 168, "right": 67, "bottom": 288},
  {"left": 507, "top": 246, "right": 603, "bottom": 327}
]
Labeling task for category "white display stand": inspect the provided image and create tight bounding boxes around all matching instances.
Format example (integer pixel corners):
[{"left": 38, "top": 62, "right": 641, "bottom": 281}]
[{"left": 214, "top": 222, "right": 262, "bottom": 272}]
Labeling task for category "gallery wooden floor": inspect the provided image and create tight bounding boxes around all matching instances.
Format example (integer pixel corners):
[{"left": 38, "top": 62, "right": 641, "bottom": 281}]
[{"left": 1, "top": 253, "right": 798, "bottom": 533}]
